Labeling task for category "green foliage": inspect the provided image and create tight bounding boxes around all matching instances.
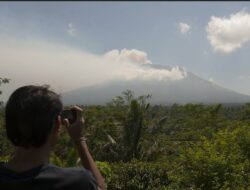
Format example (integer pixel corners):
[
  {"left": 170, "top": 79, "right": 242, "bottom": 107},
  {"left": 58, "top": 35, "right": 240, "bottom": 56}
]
[
  {"left": 0, "top": 111, "right": 14, "bottom": 158},
  {"left": 96, "top": 161, "right": 113, "bottom": 184},
  {"left": 107, "top": 160, "right": 169, "bottom": 190},
  {"left": 1, "top": 88, "right": 250, "bottom": 189},
  {"left": 180, "top": 126, "right": 250, "bottom": 190},
  {"left": 241, "top": 103, "right": 250, "bottom": 123},
  {"left": 0, "top": 77, "right": 10, "bottom": 106},
  {"left": 108, "top": 90, "right": 151, "bottom": 161},
  {"left": 123, "top": 99, "right": 149, "bottom": 160}
]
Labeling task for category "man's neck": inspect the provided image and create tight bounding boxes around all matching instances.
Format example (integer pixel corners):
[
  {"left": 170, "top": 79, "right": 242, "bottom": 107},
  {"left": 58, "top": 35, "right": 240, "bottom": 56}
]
[{"left": 5, "top": 145, "right": 51, "bottom": 172}]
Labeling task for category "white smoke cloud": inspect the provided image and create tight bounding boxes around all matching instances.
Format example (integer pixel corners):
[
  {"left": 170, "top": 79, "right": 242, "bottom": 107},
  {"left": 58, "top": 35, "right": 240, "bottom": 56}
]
[
  {"left": 239, "top": 75, "right": 250, "bottom": 80},
  {"left": 104, "top": 49, "right": 152, "bottom": 65},
  {"left": 0, "top": 36, "right": 186, "bottom": 101},
  {"left": 111, "top": 65, "right": 186, "bottom": 81},
  {"left": 67, "top": 23, "right": 77, "bottom": 37},
  {"left": 178, "top": 22, "right": 191, "bottom": 34},
  {"left": 208, "top": 77, "right": 215, "bottom": 83},
  {"left": 207, "top": 11, "right": 250, "bottom": 53}
]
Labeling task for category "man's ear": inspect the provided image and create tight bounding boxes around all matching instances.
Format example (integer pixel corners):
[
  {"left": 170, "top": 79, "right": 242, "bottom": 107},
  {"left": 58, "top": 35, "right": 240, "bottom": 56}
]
[{"left": 49, "top": 115, "right": 61, "bottom": 146}]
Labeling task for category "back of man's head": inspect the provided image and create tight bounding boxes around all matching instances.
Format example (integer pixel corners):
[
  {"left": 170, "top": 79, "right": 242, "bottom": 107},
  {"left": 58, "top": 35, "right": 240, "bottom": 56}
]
[{"left": 5, "top": 85, "right": 63, "bottom": 148}]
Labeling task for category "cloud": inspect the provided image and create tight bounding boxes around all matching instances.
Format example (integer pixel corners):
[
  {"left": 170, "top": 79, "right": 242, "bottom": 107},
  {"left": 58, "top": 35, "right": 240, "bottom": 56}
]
[
  {"left": 0, "top": 36, "right": 187, "bottom": 101},
  {"left": 203, "top": 50, "right": 209, "bottom": 55},
  {"left": 208, "top": 77, "right": 215, "bottom": 83},
  {"left": 104, "top": 49, "right": 152, "bottom": 65},
  {"left": 206, "top": 11, "right": 250, "bottom": 53},
  {"left": 102, "top": 49, "right": 186, "bottom": 81},
  {"left": 178, "top": 22, "right": 191, "bottom": 34},
  {"left": 239, "top": 75, "right": 250, "bottom": 80},
  {"left": 67, "top": 23, "right": 77, "bottom": 37},
  {"left": 108, "top": 64, "right": 186, "bottom": 82}
]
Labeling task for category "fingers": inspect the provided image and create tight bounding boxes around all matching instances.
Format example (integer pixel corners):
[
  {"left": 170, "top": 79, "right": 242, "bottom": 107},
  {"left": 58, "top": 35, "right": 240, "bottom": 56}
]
[
  {"left": 71, "top": 105, "right": 83, "bottom": 120},
  {"left": 62, "top": 118, "right": 69, "bottom": 127},
  {"left": 62, "top": 106, "right": 85, "bottom": 140},
  {"left": 63, "top": 119, "right": 72, "bottom": 135}
]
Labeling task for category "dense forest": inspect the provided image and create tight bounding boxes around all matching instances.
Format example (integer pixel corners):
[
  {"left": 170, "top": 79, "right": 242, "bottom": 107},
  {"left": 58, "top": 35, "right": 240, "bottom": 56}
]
[{"left": 1, "top": 80, "right": 250, "bottom": 189}]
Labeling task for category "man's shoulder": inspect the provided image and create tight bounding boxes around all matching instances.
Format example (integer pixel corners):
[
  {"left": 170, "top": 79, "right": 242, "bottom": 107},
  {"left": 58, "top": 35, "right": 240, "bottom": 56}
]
[
  {"left": 46, "top": 163, "right": 95, "bottom": 180},
  {"left": 45, "top": 163, "right": 86, "bottom": 174},
  {"left": 0, "top": 163, "right": 98, "bottom": 190},
  {"left": 44, "top": 164, "right": 96, "bottom": 181},
  {"left": 45, "top": 164, "right": 98, "bottom": 189}
]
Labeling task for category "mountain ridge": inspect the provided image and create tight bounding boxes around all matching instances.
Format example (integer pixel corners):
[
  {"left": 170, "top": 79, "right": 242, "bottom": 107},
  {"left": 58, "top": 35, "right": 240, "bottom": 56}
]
[{"left": 62, "top": 64, "right": 250, "bottom": 105}]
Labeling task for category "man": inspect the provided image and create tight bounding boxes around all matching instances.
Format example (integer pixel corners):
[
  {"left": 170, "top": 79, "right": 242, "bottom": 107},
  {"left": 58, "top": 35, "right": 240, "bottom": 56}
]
[{"left": 0, "top": 85, "right": 107, "bottom": 190}]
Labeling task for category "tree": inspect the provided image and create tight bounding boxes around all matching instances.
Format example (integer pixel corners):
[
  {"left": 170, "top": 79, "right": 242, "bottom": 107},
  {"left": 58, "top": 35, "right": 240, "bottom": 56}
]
[
  {"left": 180, "top": 125, "right": 250, "bottom": 190},
  {"left": 0, "top": 77, "right": 12, "bottom": 161},
  {"left": 108, "top": 90, "right": 151, "bottom": 161},
  {"left": 0, "top": 77, "right": 10, "bottom": 107},
  {"left": 241, "top": 103, "right": 250, "bottom": 123}
]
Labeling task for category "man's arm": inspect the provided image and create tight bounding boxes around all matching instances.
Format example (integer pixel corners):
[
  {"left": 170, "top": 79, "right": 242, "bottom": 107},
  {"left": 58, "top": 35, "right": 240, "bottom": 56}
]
[{"left": 62, "top": 106, "right": 107, "bottom": 190}]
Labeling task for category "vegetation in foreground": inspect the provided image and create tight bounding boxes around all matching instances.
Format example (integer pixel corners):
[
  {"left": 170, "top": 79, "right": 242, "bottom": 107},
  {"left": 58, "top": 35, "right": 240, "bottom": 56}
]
[{"left": 1, "top": 80, "right": 250, "bottom": 189}]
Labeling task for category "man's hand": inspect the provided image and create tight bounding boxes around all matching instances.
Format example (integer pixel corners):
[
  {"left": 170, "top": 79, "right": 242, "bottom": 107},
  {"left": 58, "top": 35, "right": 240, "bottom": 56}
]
[
  {"left": 61, "top": 105, "right": 107, "bottom": 190},
  {"left": 62, "top": 106, "right": 85, "bottom": 141}
]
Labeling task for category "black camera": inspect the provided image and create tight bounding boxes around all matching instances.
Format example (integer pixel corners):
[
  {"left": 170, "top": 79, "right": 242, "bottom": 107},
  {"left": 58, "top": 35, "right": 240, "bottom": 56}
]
[{"left": 60, "top": 109, "right": 77, "bottom": 124}]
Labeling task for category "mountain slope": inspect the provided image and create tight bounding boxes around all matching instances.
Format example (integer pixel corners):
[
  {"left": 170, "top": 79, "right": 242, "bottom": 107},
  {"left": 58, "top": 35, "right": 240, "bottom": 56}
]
[{"left": 62, "top": 65, "right": 250, "bottom": 105}]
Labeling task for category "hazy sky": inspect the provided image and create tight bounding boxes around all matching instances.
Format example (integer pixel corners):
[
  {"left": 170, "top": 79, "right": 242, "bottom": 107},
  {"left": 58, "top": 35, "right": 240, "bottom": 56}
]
[{"left": 1, "top": 2, "right": 250, "bottom": 101}]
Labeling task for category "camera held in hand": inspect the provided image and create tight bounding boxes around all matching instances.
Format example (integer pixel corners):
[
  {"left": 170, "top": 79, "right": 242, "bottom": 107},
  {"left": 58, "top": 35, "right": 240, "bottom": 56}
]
[{"left": 60, "top": 109, "right": 77, "bottom": 124}]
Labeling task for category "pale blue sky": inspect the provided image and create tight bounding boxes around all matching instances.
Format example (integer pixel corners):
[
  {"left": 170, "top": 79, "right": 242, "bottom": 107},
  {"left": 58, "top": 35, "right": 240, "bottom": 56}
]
[{"left": 1, "top": 2, "right": 250, "bottom": 96}]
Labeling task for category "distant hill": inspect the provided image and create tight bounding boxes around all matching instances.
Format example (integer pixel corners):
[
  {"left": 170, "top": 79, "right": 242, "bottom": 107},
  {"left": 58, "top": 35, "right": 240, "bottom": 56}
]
[{"left": 62, "top": 64, "right": 250, "bottom": 105}]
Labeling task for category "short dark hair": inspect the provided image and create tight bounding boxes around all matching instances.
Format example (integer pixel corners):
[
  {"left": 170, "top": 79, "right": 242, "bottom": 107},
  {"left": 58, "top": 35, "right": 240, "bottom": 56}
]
[{"left": 5, "top": 85, "right": 63, "bottom": 148}]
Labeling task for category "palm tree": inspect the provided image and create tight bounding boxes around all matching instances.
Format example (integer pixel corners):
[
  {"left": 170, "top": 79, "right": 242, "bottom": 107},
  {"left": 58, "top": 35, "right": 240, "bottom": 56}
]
[
  {"left": 108, "top": 90, "right": 151, "bottom": 161},
  {"left": 123, "top": 96, "right": 150, "bottom": 161}
]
